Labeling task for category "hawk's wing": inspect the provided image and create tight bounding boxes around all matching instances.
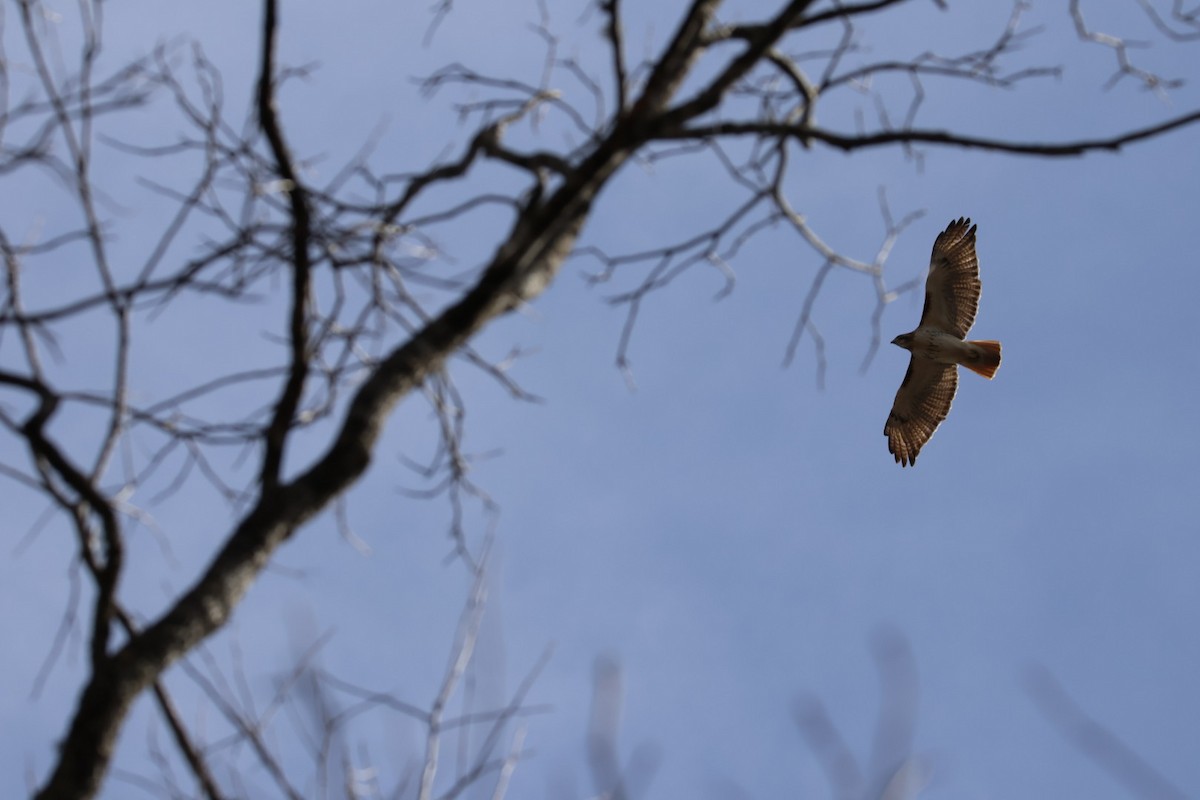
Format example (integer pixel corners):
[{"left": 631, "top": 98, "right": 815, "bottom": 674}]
[
  {"left": 919, "top": 217, "right": 981, "bottom": 338},
  {"left": 884, "top": 356, "right": 958, "bottom": 467}
]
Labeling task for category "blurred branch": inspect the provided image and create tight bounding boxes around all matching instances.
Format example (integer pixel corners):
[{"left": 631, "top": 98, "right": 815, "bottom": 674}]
[
  {"left": 419, "top": 552, "right": 489, "bottom": 800},
  {"left": 794, "top": 628, "right": 929, "bottom": 800},
  {"left": 1136, "top": 0, "right": 1200, "bottom": 42},
  {"left": 1024, "top": 666, "right": 1188, "bottom": 800},
  {"left": 126, "top": 560, "right": 550, "bottom": 800},
  {"left": 587, "top": 656, "right": 661, "bottom": 800},
  {"left": 1070, "top": 0, "right": 1184, "bottom": 93}
]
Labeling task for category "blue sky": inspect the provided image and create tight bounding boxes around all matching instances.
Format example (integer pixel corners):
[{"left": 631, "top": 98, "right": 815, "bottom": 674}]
[{"left": 2, "top": 2, "right": 1199, "bottom": 798}]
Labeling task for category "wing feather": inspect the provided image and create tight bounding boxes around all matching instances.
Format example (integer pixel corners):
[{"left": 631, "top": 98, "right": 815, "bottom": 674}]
[
  {"left": 884, "top": 358, "right": 958, "bottom": 467},
  {"left": 919, "top": 217, "right": 981, "bottom": 338}
]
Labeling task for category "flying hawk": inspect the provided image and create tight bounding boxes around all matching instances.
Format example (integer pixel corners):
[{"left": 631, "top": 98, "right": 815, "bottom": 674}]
[{"left": 884, "top": 217, "right": 1001, "bottom": 467}]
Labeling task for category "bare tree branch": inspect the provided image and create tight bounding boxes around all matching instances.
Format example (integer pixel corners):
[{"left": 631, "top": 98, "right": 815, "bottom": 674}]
[
  {"left": 652, "top": 108, "right": 1200, "bottom": 156},
  {"left": 1070, "top": 0, "right": 1185, "bottom": 93},
  {"left": 256, "top": 0, "right": 314, "bottom": 494},
  {"left": 1137, "top": 0, "right": 1200, "bottom": 41},
  {"left": 4, "top": 1, "right": 1195, "bottom": 797}
]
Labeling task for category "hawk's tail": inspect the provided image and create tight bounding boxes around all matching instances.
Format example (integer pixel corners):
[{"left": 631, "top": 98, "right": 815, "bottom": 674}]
[{"left": 964, "top": 340, "right": 1002, "bottom": 379}]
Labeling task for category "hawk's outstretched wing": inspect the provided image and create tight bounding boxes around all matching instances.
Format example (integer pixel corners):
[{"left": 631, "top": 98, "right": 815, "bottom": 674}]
[
  {"left": 884, "top": 356, "right": 958, "bottom": 467},
  {"left": 919, "top": 217, "right": 981, "bottom": 338}
]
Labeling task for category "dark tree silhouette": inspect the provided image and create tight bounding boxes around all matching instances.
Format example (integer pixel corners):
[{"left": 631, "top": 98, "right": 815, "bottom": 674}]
[{"left": 1, "top": 1, "right": 1196, "bottom": 797}]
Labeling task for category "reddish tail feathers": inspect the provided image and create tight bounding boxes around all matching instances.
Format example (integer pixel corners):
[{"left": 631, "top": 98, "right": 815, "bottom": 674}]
[{"left": 963, "top": 340, "right": 1002, "bottom": 379}]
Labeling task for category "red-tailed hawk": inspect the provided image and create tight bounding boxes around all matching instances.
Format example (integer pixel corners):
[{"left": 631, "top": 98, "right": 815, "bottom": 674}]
[{"left": 884, "top": 218, "right": 1001, "bottom": 467}]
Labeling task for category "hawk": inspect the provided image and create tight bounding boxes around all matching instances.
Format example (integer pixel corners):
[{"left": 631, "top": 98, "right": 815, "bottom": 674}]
[{"left": 884, "top": 217, "right": 1001, "bottom": 467}]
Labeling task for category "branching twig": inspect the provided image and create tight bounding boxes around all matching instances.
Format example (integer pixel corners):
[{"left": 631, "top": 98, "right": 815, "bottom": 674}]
[{"left": 1071, "top": 0, "right": 1184, "bottom": 94}]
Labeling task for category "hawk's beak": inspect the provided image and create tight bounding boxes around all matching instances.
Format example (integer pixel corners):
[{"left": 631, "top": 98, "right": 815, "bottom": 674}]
[{"left": 890, "top": 336, "right": 901, "bottom": 346}]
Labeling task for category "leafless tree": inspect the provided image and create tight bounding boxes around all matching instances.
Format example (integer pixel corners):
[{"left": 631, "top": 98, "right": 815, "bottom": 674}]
[{"left": 1, "top": 1, "right": 1197, "bottom": 798}]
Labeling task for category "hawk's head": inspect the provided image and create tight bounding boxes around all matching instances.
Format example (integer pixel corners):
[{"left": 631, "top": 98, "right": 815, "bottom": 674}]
[{"left": 891, "top": 333, "right": 915, "bottom": 351}]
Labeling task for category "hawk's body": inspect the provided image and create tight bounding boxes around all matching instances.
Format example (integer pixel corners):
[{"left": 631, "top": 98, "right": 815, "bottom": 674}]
[{"left": 884, "top": 218, "right": 1001, "bottom": 467}]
